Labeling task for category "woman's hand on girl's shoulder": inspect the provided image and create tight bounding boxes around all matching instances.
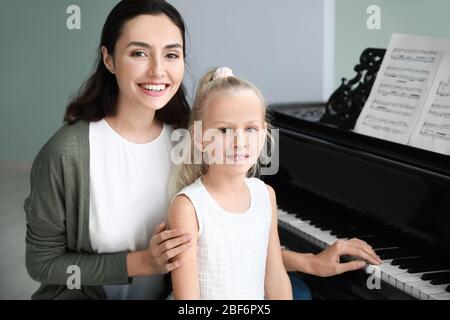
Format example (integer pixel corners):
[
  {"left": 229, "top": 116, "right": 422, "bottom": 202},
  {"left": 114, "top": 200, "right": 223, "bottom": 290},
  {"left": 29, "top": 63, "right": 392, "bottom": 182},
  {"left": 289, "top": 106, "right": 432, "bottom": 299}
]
[
  {"left": 146, "top": 221, "right": 193, "bottom": 275},
  {"left": 127, "top": 216, "right": 193, "bottom": 277}
]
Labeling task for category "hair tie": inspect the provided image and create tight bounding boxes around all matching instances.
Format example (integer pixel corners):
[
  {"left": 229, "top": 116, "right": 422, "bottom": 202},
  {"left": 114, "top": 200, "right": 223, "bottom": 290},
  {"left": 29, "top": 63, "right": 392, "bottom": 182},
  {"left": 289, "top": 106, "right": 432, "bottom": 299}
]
[{"left": 212, "top": 67, "right": 234, "bottom": 80}]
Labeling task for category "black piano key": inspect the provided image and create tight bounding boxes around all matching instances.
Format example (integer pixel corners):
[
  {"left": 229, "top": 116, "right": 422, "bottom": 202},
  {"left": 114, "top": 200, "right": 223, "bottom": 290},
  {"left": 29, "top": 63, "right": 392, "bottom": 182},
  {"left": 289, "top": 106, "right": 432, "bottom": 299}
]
[
  {"left": 360, "top": 235, "right": 422, "bottom": 250},
  {"left": 309, "top": 219, "right": 347, "bottom": 230},
  {"left": 330, "top": 227, "right": 358, "bottom": 236},
  {"left": 334, "top": 230, "right": 376, "bottom": 238},
  {"left": 393, "top": 256, "right": 423, "bottom": 266},
  {"left": 333, "top": 223, "right": 401, "bottom": 238},
  {"left": 421, "top": 271, "right": 450, "bottom": 281},
  {"left": 295, "top": 213, "right": 313, "bottom": 221},
  {"left": 406, "top": 256, "right": 450, "bottom": 273},
  {"left": 375, "top": 246, "right": 434, "bottom": 260},
  {"left": 393, "top": 253, "right": 450, "bottom": 266},
  {"left": 408, "top": 263, "right": 450, "bottom": 273},
  {"left": 333, "top": 228, "right": 389, "bottom": 238},
  {"left": 446, "top": 285, "right": 450, "bottom": 293},
  {"left": 430, "top": 278, "right": 450, "bottom": 285}
]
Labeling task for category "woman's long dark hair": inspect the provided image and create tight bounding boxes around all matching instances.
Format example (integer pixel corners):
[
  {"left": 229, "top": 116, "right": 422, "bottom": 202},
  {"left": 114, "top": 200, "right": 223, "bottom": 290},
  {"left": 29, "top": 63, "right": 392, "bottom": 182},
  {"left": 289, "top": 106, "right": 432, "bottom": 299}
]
[{"left": 64, "top": 0, "right": 190, "bottom": 129}]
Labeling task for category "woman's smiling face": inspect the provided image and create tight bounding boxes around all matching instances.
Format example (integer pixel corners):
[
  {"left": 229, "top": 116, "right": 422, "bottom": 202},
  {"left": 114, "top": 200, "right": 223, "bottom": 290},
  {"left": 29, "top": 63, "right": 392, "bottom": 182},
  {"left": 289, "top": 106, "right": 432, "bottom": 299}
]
[{"left": 102, "top": 14, "right": 185, "bottom": 113}]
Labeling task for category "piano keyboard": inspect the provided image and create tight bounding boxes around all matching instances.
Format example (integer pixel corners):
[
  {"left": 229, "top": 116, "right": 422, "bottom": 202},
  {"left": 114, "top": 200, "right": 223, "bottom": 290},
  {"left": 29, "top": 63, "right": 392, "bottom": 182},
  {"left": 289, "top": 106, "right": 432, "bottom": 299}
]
[{"left": 277, "top": 208, "right": 450, "bottom": 300}]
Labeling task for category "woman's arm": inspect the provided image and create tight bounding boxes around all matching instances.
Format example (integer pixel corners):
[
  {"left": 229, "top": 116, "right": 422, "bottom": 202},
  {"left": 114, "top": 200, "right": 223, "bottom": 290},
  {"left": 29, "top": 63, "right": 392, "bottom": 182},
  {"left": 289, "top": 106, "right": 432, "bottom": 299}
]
[
  {"left": 168, "top": 195, "right": 199, "bottom": 299},
  {"left": 264, "top": 185, "right": 292, "bottom": 300},
  {"left": 281, "top": 250, "right": 316, "bottom": 273}
]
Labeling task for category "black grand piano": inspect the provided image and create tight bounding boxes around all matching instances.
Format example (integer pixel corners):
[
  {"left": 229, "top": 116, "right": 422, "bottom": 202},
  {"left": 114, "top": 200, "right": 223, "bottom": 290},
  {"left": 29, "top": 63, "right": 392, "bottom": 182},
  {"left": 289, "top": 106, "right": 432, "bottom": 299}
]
[{"left": 264, "top": 49, "right": 450, "bottom": 300}]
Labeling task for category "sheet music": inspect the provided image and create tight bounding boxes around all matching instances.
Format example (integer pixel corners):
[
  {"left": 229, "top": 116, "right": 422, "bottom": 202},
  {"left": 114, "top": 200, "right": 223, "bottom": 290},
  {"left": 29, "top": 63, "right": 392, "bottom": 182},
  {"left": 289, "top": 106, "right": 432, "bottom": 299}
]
[
  {"left": 409, "top": 53, "right": 450, "bottom": 155},
  {"left": 354, "top": 34, "right": 445, "bottom": 144}
]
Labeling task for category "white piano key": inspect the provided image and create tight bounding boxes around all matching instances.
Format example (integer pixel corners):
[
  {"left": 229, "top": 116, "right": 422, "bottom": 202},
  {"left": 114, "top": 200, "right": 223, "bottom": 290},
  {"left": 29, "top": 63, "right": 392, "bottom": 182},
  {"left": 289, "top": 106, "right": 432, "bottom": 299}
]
[
  {"left": 291, "top": 220, "right": 308, "bottom": 228},
  {"left": 429, "top": 292, "right": 450, "bottom": 300},
  {"left": 277, "top": 211, "right": 290, "bottom": 220},
  {"left": 393, "top": 270, "right": 450, "bottom": 291},
  {"left": 279, "top": 214, "right": 297, "bottom": 224},
  {"left": 318, "top": 232, "right": 339, "bottom": 246},
  {"left": 365, "top": 262, "right": 395, "bottom": 283},
  {"left": 296, "top": 225, "right": 327, "bottom": 247},
  {"left": 364, "top": 264, "right": 376, "bottom": 275},
  {"left": 379, "top": 263, "right": 406, "bottom": 275},
  {"left": 279, "top": 209, "right": 300, "bottom": 218},
  {"left": 394, "top": 272, "right": 424, "bottom": 291},
  {"left": 309, "top": 230, "right": 337, "bottom": 246},
  {"left": 404, "top": 280, "right": 448, "bottom": 300}
]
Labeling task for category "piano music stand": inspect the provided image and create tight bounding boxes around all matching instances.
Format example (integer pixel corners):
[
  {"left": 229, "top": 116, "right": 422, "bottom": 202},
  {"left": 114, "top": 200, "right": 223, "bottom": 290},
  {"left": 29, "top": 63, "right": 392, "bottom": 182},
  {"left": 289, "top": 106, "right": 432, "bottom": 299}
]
[{"left": 320, "top": 48, "right": 386, "bottom": 130}]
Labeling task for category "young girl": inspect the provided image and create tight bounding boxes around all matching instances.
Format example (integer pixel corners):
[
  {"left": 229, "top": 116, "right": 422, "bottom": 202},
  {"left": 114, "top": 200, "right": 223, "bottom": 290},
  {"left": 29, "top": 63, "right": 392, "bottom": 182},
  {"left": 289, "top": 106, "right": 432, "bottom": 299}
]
[{"left": 168, "top": 67, "right": 293, "bottom": 299}]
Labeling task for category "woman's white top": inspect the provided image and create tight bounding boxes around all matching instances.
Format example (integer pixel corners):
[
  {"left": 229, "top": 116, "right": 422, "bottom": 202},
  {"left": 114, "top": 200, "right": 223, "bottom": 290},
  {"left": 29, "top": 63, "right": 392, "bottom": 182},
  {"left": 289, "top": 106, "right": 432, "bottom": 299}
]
[
  {"left": 89, "top": 119, "right": 173, "bottom": 300},
  {"left": 176, "top": 177, "right": 272, "bottom": 300}
]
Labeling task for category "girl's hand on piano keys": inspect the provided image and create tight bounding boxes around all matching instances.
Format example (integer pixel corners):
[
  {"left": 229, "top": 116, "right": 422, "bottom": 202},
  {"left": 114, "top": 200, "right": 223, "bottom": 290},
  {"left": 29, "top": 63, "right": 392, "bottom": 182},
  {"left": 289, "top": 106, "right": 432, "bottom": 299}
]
[{"left": 311, "top": 238, "right": 382, "bottom": 277}]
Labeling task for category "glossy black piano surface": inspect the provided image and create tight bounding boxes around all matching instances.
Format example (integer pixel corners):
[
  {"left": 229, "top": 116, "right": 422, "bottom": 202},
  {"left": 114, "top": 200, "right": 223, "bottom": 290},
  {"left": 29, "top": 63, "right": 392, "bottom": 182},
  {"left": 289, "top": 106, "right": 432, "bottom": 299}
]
[{"left": 264, "top": 102, "right": 450, "bottom": 300}]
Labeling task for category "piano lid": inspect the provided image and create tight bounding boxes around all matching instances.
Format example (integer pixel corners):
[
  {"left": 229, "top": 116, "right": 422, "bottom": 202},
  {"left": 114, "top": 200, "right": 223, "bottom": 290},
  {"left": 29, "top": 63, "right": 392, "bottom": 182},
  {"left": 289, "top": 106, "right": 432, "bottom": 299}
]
[{"left": 269, "top": 102, "right": 449, "bottom": 183}]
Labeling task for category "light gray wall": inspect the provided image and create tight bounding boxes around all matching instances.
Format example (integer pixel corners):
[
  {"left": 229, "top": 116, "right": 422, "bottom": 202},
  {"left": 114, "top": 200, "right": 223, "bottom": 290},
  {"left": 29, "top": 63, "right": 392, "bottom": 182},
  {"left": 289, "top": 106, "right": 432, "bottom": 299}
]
[
  {"left": 170, "top": 0, "right": 332, "bottom": 105},
  {"left": 0, "top": 0, "right": 330, "bottom": 162}
]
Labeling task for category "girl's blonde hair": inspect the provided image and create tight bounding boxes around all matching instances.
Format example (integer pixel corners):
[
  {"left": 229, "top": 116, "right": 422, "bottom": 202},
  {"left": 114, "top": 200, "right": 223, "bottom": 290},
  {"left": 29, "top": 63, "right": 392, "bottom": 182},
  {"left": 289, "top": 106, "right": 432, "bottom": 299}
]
[{"left": 170, "top": 68, "right": 274, "bottom": 195}]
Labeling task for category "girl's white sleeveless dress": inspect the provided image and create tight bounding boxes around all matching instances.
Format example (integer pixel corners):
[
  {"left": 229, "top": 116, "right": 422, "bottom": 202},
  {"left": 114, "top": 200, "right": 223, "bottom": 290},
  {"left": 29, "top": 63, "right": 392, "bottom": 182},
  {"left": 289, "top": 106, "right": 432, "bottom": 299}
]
[{"left": 176, "top": 177, "right": 272, "bottom": 300}]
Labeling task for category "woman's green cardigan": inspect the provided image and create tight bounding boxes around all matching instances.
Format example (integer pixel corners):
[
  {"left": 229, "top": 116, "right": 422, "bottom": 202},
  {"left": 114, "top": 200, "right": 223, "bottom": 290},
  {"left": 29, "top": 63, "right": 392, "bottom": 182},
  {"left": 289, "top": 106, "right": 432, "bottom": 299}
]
[{"left": 24, "top": 121, "right": 131, "bottom": 299}]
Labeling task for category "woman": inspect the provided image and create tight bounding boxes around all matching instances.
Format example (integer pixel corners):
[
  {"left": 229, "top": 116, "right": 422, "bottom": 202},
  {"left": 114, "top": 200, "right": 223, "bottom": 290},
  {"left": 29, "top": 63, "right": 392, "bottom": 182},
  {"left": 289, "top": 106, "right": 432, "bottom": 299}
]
[
  {"left": 25, "top": 0, "right": 192, "bottom": 300},
  {"left": 25, "top": 0, "right": 381, "bottom": 300}
]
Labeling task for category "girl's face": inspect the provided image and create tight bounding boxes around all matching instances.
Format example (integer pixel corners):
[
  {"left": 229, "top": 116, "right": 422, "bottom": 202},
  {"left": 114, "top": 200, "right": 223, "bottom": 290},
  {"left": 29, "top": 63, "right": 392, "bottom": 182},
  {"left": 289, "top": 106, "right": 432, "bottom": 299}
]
[
  {"left": 199, "top": 89, "right": 267, "bottom": 176},
  {"left": 102, "top": 14, "right": 184, "bottom": 113}
]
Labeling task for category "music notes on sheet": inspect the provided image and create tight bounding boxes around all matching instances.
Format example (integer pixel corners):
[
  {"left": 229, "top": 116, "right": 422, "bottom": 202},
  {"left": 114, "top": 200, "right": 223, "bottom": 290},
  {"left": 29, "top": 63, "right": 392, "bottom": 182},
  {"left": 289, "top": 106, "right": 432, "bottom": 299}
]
[
  {"left": 384, "top": 66, "right": 429, "bottom": 83},
  {"left": 378, "top": 84, "right": 422, "bottom": 100},
  {"left": 370, "top": 100, "right": 415, "bottom": 117},
  {"left": 410, "top": 65, "right": 450, "bottom": 153},
  {"left": 391, "top": 48, "right": 439, "bottom": 64},
  {"left": 429, "top": 103, "right": 450, "bottom": 118},
  {"left": 419, "top": 122, "right": 450, "bottom": 141},
  {"left": 436, "top": 81, "right": 450, "bottom": 97},
  {"left": 361, "top": 115, "right": 408, "bottom": 135}
]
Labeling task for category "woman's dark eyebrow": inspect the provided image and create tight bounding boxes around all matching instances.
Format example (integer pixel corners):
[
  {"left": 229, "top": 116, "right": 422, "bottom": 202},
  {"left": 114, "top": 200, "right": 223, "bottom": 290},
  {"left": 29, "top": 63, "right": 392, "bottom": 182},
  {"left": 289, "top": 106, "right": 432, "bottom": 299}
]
[
  {"left": 165, "top": 43, "right": 183, "bottom": 50},
  {"left": 126, "top": 41, "right": 183, "bottom": 49}
]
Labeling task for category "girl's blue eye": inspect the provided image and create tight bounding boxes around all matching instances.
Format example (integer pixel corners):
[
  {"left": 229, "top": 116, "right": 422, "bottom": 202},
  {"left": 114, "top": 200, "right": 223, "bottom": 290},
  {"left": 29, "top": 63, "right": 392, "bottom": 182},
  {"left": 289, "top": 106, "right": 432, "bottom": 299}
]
[{"left": 246, "top": 127, "right": 258, "bottom": 133}]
